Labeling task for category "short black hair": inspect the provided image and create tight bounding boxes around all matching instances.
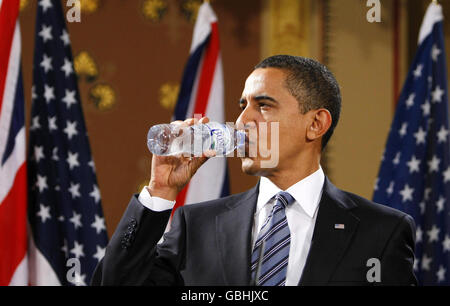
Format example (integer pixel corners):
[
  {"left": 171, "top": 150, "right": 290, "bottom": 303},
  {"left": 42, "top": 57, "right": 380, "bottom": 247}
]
[{"left": 255, "top": 55, "right": 341, "bottom": 150}]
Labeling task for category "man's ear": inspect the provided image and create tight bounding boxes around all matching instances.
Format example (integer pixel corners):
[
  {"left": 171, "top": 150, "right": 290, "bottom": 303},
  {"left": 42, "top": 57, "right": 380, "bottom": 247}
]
[{"left": 306, "top": 109, "right": 332, "bottom": 141}]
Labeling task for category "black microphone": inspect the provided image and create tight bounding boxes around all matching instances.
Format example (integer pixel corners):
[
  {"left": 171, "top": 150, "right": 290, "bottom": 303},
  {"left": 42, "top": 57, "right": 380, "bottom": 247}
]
[{"left": 251, "top": 239, "right": 265, "bottom": 286}]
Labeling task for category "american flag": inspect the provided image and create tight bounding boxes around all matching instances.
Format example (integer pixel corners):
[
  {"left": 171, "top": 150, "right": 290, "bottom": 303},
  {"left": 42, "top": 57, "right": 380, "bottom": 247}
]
[
  {"left": 373, "top": 2, "right": 450, "bottom": 285},
  {"left": 28, "top": 0, "right": 108, "bottom": 285}
]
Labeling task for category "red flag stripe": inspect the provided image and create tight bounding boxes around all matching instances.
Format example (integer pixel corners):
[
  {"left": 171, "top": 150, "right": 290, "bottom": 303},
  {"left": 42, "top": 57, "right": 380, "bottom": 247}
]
[
  {"left": 193, "top": 22, "right": 220, "bottom": 116},
  {"left": 0, "top": 162, "right": 27, "bottom": 285},
  {"left": 0, "top": 0, "right": 20, "bottom": 116}
]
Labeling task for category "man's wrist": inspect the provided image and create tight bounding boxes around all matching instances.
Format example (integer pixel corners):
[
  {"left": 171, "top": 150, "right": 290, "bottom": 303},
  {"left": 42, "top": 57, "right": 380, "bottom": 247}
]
[{"left": 147, "top": 183, "right": 178, "bottom": 202}]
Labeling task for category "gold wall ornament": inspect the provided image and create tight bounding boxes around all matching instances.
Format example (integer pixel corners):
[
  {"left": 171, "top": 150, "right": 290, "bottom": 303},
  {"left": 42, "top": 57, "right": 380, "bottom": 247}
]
[
  {"left": 142, "top": 0, "right": 168, "bottom": 22},
  {"left": 19, "top": 0, "right": 29, "bottom": 12},
  {"left": 260, "top": 0, "right": 311, "bottom": 58},
  {"left": 89, "top": 84, "right": 116, "bottom": 111},
  {"left": 180, "top": 0, "right": 202, "bottom": 23},
  {"left": 76, "top": 0, "right": 101, "bottom": 14},
  {"left": 159, "top": 82, "right": 180, "bottom": 111},
  {"left": 74, "top": 51, "right": 99, "bottom": 82}
]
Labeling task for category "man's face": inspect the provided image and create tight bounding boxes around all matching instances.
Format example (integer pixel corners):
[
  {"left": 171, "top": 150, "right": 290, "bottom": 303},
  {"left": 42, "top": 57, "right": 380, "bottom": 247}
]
[{"left": 236, "top": 67, "right": 310, "bottom": 176}]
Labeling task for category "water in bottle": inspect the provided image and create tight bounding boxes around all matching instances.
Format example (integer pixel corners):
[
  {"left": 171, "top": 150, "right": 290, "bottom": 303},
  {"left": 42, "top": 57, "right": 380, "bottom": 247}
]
[{"left": 147, "top": 122, "right": 246, "bottom": 156}]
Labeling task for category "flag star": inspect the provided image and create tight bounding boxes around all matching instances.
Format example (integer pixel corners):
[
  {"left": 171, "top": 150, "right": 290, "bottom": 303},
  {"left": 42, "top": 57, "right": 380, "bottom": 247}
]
[
  {"left": 91, "top": 215, "right": 106, "bottom": 234},
  {"left": 399, "top": 184, "right": 414, "bottom": 203},
  {"left": 428, "top": 76, "right": 433, "bottom": 89},
  {"left": 52, "top": 147, "right": 59, "bottom": 161},
  {"left": 393, "top": 152, "right": 401, "bottom": 165},
  {"left": 436, "top": 196, "right": 445, "bottom": 213},
  {"left": 61, "top": 58, "right": 74, "bottom": 77},
  {"left": 44, "top": 84, "right": 55, "bottom": 103},
  {"left": 31, "top": 116, "right": 41, "bottom": 130},
  {"left": 58, "top": 215, "right": 65, "bottom": 222},
  {"left": 48, "top": 116, "right": 58, "bottom": 131},
  {"left": 38, "top": 24, "right": 53, "bottom": 42},
  {"left": 444, "top": 167, "right": 450, "bottom": 183},
  {"left": 32, "top": 86, "right": 38, "bottom": 100},
  {"left": 36, "top": 204, "right": 51, "bottom": 223},
  {"left": 40, "top": 54, "right": 53, "bottom": 73},
  {"left": 413, "top": 259, "right": 419, "bottom": 271},
  {"left": 399, "top": 123, "right": 408, "bottom": 137},
  {"left": 34, "top": 145, "right": 45, "bottom": 162},
  {"left": 63, "top": 121, "right": 78, "bottom": 140},
  {"left": 421, "top": 254, "right": 432, "bottom": 271},
  {"left": 68, "top": 182, "right": 81, "bottom": 199},
  {"left": 55, "top": 185, "right": 60, "bottom": 191},
  {"left": 70, "top": 240, "right": 85, "bottom": 258},
  {"left": 420, "top": 100, "right": 431, "bottom": 116},
  {"left": 424, "top": 188, "right": 432, "bottom": 200},
  {"left": 405, "top": 93, "right": 415, "bottom": 109},
  {"left": 427, "top": 225, "right": 440, "bottom": 243},
  {"left": 414, "top": 127, "right": 427, "bottom": 145},
  {"left": 93, "top": 245, "right": 106, "bottom": 262},
  {"left": 406, "top": 155, "right": 421, "bottom": 174},
  {"left": 416, "top": 226, "right": 423, "bottom": 243},
  {"left": 427, "top": 155, "right": 440, "bottom": 173},
  {"left": 419, "top": 201, "right": 425, "bottom": 215},
  {"left": 90, "top": 185, "right": 101, "bottom": 204},
  {"left": 431, "top": 85, "right": 444, "bottom": 103},
  {"left": 436, "top": 266, "right": 446, "bottom": 283},
  {"left": 66, "top": 151, "right": 80, "bottom": 170},
  {"left": 62, "top": 89, "right": 77, "bottom": 108},
  {"left": 36, "top": 174, "right": 48, "bottom": 192},
  {"left": 437, "top": 126, "right": 449, "bottom": 143},
  {"left": 60, "top": 29, "right": 71, "bottom": 46},
  {"left": 39, "top": 0, "right": 53, "bottom": 12},
  {"left": 69, "top": 212, "right": 82, "bottom": 229},
  {"left": 374, "top": 178, "right": 379, "bottom": 191},
  {"left": 431, "top": 44, "right": 441, "bottom": 62},
  {"left": 88, "top": 160, "right": 96, "bottom": 172},
  {"left": 443, "top": 235, "right": 450, "bottom": 252},
  {"left": 73, "top": 273, "right": 87, "bottom": 286},
  {"left": 386, "top": 181, "right": 394, "bottom": 196},
  {"left": 61, "top": 239, "right": 68, "bottom": 257},
  {"left": 413, "top": 64, "right": 423, "bottom": 79}
]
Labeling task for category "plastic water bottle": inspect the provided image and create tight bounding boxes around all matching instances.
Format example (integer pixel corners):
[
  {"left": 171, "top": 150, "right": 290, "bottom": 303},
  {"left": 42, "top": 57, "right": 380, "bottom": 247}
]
[{"left": 147, "top": 122, "right": 246, "bottom": 156}]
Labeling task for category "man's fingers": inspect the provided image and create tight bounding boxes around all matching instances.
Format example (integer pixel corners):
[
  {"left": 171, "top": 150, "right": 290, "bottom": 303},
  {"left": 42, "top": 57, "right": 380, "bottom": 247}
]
[{"left": 199, "top": 117, "right": 210, "bottom": 124}]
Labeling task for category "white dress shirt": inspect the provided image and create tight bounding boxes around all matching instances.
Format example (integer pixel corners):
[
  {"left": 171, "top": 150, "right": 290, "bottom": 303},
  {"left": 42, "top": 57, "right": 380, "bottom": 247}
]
[
  {"left": 138, "top": 166, "right": 325, "bottom": 286},
  {"left": 253, "top": 167, "right": 324, "bottom": 286}
]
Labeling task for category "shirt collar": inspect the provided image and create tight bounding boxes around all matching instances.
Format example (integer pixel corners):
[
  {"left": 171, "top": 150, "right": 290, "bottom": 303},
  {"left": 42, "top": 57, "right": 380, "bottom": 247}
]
[{"left": 256, "top": 167, "right": 325, "bottom": 218}]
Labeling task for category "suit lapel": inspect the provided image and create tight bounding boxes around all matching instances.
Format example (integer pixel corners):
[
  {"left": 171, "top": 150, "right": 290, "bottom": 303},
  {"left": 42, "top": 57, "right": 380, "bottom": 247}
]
[
  {"left": 299, "top": 178, "right": 360, "bottom": 286},
  {"left": 216, "top": 184, "right": 258, "bottom": 285}
]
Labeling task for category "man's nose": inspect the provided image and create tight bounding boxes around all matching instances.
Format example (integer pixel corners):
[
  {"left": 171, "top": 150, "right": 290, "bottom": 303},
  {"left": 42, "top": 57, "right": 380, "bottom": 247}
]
[{"left": 236, "top": 105, "right": 256, "bottom": 129}]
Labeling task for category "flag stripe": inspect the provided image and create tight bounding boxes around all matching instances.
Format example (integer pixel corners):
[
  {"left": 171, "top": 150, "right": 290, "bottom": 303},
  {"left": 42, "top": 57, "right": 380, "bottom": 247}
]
[
  {"left": 193, "top": 22, "right": 220, "bottom": 116},
  {"left": 0, "top": 162, "right": 27, "bottom": 285},
  {"left": 0, "top": 0, "right": 19, "bottom": 116}
]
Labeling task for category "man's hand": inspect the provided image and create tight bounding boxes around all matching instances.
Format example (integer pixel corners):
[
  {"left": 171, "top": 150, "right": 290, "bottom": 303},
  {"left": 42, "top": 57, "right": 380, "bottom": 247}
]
[{"left": 147, "top": 117, "right": 216, "bottom": 201}]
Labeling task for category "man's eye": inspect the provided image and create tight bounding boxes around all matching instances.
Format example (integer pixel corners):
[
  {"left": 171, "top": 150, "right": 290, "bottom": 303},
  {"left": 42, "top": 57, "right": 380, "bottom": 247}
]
[
  {"left": 239, "top": 103, "right": 246, "bottom": 110},
  {"left": 259, "top": 103, "right": 269, "bottom": 109}
]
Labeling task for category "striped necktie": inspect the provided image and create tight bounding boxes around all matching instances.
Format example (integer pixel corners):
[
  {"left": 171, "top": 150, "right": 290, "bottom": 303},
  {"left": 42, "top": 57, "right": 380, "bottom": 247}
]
[{"left": 251, "top": 191, "right": 295, "bottom": 286}]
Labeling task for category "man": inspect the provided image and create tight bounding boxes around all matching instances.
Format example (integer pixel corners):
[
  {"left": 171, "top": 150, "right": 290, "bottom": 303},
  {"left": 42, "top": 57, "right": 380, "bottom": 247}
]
[{"left": 91, "top": 55, "right": 417, "bottom": 286}]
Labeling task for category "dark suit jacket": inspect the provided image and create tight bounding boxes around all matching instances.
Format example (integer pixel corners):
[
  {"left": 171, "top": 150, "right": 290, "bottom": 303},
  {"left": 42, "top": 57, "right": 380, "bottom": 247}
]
[{"left": 91, "top": 177, "right": 417, "bottom": 286}]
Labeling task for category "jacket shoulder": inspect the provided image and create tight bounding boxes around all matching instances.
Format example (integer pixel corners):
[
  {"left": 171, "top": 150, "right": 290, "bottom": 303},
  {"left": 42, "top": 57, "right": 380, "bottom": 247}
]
[{"left": 342, "top": 189, "right": 414, "bottom": 225}]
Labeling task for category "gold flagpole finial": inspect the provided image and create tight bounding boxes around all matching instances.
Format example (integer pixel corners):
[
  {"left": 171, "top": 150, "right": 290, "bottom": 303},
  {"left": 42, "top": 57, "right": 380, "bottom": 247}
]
[{"left": 432, "top": 0, "right": 438, "bottom": 4}]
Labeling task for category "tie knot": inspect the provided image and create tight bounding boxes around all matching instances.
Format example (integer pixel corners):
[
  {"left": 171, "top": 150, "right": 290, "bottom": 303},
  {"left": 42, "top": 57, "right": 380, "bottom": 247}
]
[{"left": 274, "top": 191, "right": 295, "bottom": 209}]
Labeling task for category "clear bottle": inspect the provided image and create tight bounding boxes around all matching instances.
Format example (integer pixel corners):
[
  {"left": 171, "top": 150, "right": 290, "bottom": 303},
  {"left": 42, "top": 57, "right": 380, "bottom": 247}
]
[{"left": 147, "top": 122, "right": 246, "bottom": 156}]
